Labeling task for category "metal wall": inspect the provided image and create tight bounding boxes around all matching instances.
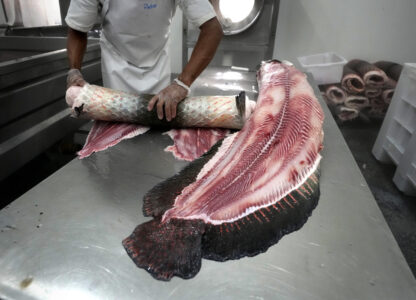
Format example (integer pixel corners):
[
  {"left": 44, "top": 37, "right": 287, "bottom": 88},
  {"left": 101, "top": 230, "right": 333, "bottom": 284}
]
[{"left": 0, "top": 36, "right": 101, "bottom": 181}]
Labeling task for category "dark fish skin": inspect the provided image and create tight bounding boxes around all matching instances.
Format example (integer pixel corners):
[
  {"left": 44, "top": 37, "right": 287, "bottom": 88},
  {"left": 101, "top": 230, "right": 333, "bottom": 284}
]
[
  {"left": 123, "top": 217, "right": 206, "bottom": 281},
  {"left": 123, "top": 141, "right": 321, "bottom": 281},
  {"left": 346, "top": 60, "right": 378, "bottom": 77},
  {"left": 373, "top": 61, "right": 403, "bottom": 82}
]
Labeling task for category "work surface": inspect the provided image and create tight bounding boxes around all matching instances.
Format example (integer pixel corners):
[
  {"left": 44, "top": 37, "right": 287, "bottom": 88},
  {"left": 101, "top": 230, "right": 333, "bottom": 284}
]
[{"left": 1, "top": 72, "right": 416, "bottom": 300}]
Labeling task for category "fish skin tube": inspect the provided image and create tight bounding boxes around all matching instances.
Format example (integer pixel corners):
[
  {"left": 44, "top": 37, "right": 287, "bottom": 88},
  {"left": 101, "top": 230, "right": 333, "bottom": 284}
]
[{"left": 66, "top": 84, "right": 252, "bottom": 130}]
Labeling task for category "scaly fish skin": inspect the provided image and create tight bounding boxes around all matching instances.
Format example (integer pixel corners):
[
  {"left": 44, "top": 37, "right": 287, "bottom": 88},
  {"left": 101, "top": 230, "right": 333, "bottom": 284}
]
[{"left": 66, "top": 85, "right": 251, "bottom": 129}]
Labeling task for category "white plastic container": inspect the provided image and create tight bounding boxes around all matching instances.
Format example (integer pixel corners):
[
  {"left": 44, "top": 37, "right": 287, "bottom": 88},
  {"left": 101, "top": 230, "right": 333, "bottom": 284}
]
[
  {"left": 297, "top": 52, "right": 347, "bottom": 85},
  {"left": 393, "top": 133, "right": 416, "bottom": 196},
  {"left": 372, "top": 63, "right": 416, "bottom": 196}
]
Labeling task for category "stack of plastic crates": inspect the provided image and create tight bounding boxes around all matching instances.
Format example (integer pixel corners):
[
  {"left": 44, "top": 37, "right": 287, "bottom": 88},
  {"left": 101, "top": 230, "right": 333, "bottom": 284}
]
[{"left": 372, "top": 63, "right": 416, "bottom": 196}]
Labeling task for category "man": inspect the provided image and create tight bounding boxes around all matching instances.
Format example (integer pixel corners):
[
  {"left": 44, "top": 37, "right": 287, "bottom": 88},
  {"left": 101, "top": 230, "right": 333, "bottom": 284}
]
[{"left": 66, "top": 0, "right": 222, "bottom": 121}]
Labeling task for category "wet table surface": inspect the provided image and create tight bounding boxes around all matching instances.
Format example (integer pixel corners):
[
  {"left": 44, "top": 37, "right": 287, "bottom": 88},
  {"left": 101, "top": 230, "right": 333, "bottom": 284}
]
[{"left": 1, "top": 71, "right": 416, "bottom": 300}]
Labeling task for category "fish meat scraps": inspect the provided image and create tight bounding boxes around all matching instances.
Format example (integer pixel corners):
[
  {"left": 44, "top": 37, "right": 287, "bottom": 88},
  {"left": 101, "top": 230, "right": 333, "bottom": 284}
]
[
  {"left": 77, "top": 121, "right": 150, "bottom": 159},
  {"left": 66, "top": 86, "right": 256, "bottom": 159},
  {"left": 122, "top": 60, "right": 325, "bottom": 281},
  {"left": 164, "top": 128, "right": 230, "bottom": 162}
]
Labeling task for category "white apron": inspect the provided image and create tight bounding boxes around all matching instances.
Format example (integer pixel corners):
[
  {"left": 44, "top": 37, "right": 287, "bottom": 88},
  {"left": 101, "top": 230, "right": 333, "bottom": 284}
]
[{"left": 99, "top": 0, "right": 176, "bottom": 94}]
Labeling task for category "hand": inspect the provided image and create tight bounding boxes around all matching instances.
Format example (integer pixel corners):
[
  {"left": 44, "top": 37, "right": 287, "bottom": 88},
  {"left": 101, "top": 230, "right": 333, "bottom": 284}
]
[
  {"left": 147, "top": 82, "right": 188, "bottom": 121},
  {"left": 67, "top": 68, "right": 87, "bottom": 89}
]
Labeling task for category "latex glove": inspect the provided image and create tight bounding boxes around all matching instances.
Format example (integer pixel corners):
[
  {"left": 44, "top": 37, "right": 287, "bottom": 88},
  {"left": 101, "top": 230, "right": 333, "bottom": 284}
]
[
  {"left": 67, "top": 68, "right": 87, "bottom": 89},
  {"left": 147, "top": 82, "right": 189, "bottom": 122}
]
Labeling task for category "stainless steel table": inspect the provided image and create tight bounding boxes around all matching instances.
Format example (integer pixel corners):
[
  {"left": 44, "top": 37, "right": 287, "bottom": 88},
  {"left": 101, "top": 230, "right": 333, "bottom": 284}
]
[{"left": 1, "top": 72, "right": 416, "bottom": 300}]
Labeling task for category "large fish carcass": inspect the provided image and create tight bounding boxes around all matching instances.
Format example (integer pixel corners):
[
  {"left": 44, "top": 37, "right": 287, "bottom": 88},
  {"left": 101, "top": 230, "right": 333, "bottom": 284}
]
[{"left": 123, "top": 60, "right": 324, "bottom": 280}]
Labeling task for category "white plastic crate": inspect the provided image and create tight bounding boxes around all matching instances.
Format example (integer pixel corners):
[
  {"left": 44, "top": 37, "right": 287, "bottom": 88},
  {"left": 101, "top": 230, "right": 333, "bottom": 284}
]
[
  {"left": 393, "top": 133, "right": 416, "bottom": 196},
  {"left": 372, "top": 63, "right": 416, "bottom": 196},
  {"left": 297, "top": 52, "right": 347, "bottom": 85}
]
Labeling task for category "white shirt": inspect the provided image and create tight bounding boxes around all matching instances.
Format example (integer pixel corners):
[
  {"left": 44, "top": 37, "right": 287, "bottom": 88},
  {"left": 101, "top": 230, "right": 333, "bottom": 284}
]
[{"left": 65, "top": 0, "right": 216, "bottom": 94}]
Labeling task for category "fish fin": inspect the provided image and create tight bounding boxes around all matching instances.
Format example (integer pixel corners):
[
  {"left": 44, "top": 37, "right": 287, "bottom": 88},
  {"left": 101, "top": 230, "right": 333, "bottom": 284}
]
[
  {"left": 122, "top": 218, "right": 205, "bottom": 281},
  {"left": 202, "top": 169, "right": 321, "bottom": 261},
  {"left": 143, "top": 140, "right": 223, "bottom": 217}
]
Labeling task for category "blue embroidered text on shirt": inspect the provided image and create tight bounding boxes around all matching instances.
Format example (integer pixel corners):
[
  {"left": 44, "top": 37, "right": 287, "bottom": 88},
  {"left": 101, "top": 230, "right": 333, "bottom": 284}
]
[{"left": 144, "top": 3, "right": 157, "bottom": 9}]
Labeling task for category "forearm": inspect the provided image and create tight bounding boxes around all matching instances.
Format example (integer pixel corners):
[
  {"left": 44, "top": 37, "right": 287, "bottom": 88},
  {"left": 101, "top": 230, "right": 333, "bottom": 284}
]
[
  {"left": 67, "top": 27, "right": 88, "bottom": 70},
  {"left": 179, "top": 18, "right": 223, "bottom": 86}
]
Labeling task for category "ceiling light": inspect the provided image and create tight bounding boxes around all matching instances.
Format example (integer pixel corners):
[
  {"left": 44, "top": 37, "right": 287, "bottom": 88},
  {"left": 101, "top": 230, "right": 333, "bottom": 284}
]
[{"left": 219, "top": 0, "right": 255, "bottom": 23}]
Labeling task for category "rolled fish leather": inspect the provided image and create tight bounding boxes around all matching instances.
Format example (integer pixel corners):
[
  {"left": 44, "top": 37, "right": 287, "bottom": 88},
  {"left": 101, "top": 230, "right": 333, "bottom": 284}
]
[{"left": 66, "top": 84, "right": 251, "bottom": 130}]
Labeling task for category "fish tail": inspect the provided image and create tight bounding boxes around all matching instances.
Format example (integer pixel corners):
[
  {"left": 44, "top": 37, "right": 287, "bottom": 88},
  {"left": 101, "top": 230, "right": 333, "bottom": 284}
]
[
  {"left": 122, "top": 217, "right": 205, "bottom": 281},
  {"left": 236, "top": 91, "right": 246, "bottom": 118}
]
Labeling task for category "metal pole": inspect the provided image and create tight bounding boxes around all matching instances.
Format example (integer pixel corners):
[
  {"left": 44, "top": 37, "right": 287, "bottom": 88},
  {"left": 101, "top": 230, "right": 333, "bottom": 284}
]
[
  {"left": 59, "top": 0, "right": 71, "bottom": 26},
  {"left": 1, "top": 0, "right": 8, "bottom": 24},
  {"left": 182, "top": 12, "right": 188, "bottom": 70},
  {"left": 265, "top": 0, "right": 280, "bottom": 60}
]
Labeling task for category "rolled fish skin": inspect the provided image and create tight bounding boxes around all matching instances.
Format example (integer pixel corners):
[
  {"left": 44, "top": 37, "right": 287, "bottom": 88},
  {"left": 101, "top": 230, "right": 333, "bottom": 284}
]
[
  {"left": 66, "top": 84, "right": 251, "bottom": 130},
  {"left": 341, "top": 65, "right": 366, "bottom": 94},
  {"left": 344, "top": 94, "right": 370, "bottom": 111},
  {"left": 321, "top": 84, "right": 347, "bottom": 105},
  {"left": 334, "top": 105, "right": 359, "bottom": 122},
  {"left": 382, "top": 89, "right": 395, "bottom": 105},
  {"left": 365, "top": 87, "right": 382, "bottom": 99},
  {"left": 346, "top": 59, "right": 388, "bottom": 88},
  {"left": 373, "top": 61, "right": 403, "bottom": 82}
]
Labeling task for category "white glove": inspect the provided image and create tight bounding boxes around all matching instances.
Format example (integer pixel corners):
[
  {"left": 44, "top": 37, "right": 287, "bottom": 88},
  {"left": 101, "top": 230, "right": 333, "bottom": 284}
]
[
  {"left": 67, "top": 68, "right": 87, "bottom": 89},
  {"left": 147, "top": 80, "right": 190, "bottom": 121}
]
